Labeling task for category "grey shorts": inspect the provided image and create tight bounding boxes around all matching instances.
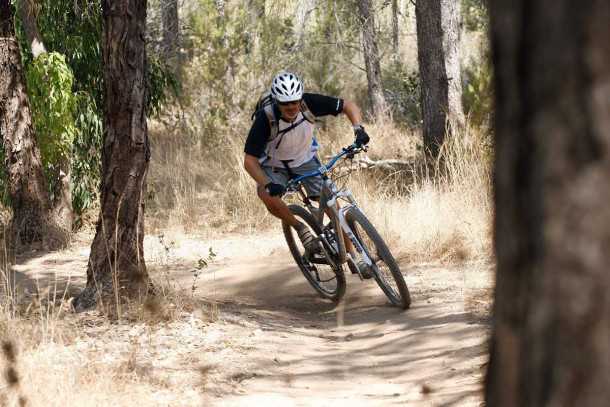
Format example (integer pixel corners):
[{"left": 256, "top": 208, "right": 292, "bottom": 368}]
[{"left": 262, "top": 157, "right": 324, "bottom": 197}]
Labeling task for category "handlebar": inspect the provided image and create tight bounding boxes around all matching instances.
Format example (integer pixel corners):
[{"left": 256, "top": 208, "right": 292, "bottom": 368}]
[{"left": 285, "top": 143, "right": 367, "bottom": 191}]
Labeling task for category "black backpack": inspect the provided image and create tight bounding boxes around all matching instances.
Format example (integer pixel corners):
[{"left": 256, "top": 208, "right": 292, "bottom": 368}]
[{"left": 252, "top": 91, "right": 316, "bottom": 141}]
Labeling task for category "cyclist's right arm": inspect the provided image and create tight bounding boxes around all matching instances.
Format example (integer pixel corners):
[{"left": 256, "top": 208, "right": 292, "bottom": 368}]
[{"left": 244, "top": 154, "right": 269, "bottom": 187}]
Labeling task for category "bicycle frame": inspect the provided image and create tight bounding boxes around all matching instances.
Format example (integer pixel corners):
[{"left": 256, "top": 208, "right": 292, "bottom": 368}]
[{"left": 284, "top": 146, "right": 375, "bottom": 269}]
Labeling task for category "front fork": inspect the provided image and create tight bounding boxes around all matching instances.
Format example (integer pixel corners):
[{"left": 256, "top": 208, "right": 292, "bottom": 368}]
[{"left": 324, "top": 193, "right": 374, "bottom": 269}]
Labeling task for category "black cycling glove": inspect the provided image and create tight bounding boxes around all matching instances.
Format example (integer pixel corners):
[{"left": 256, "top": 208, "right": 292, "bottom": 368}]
[
  {"left": 354, "top": 125, "right": 370, "bottom": 147},
  {"left": 265, "top": 182, "right": 286, "bottom": 197}
]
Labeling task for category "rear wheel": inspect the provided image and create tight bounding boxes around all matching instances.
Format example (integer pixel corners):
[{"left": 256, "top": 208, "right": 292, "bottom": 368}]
[
  {"left": 346, "top": 207, "right": 411, "bottom": 309},
  {"left": 283, "top": 205, "right": 346, "bottom": 302}
]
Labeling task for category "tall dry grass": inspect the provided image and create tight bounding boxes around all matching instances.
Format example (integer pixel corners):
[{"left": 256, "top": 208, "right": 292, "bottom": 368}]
[{"left": 147, "top": 114, "right": 493, "bottom": 264}]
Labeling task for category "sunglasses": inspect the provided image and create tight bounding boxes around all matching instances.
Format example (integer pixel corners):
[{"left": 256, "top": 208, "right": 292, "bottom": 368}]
[{"left": 278, "top": 100, "right": 301, "bottom": 107}]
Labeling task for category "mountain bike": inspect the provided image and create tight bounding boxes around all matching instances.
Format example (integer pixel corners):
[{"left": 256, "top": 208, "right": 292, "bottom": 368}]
[{"left": 280, "top": 143, "right": 411, "bottom": 309}]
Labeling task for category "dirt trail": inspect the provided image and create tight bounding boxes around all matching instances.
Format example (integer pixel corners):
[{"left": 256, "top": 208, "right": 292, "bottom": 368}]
[
  {"left": 170, "top": 233, "right": 492, "bottom": 406},
  {"left": 11, "top": 232, "right": 492, "bottom": 406}
]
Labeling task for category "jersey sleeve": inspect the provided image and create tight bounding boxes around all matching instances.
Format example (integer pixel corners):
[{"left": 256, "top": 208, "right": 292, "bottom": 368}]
[
  {"left": 303, "top": 93, "right": 344, "bottom": 117},
  {"left": 244, "top": 110, "right": 271, "bottom": 157}
]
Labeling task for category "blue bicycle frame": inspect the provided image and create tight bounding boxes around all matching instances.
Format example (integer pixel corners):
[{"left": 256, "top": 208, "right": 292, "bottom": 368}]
[{"left": 284, "top": 144, "right": 371, "bottom": 267}]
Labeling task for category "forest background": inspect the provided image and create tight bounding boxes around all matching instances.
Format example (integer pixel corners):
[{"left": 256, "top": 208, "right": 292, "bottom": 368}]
[
  {"left": 2, "top": 0, "right": 492, "bottom": 263},
  {"left": 0, "top": 0, "right": 493, "bottom": 404}
]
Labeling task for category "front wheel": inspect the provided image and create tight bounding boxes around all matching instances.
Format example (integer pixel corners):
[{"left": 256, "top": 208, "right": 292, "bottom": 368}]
[
  {"left": 283, "top": 205, "right": 346, "bottom": 302},
  {"left": 346, "top": 207, "right": 411, "bottom": 309}
]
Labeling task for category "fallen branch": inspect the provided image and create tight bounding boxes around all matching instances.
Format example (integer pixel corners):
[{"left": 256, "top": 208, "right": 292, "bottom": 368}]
[
  {"left": 326, "top": 155, "right": 414, "bottom": 171},
  {"left": 354, "top": 156, "right": 414, "bottom": 171}
]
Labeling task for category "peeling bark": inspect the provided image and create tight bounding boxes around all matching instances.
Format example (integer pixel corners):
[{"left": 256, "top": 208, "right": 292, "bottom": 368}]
[
  {"left": 0, "top": 0, "right": 67, "bottom": 248},
  {"left": 74, "top": 0, "right": 151, "bottom": 312}
]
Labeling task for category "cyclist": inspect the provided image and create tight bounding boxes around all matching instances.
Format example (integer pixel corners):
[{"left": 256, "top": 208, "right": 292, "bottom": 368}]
[{"left": 243, "top": 71, "right": 371, "bottom": 276}]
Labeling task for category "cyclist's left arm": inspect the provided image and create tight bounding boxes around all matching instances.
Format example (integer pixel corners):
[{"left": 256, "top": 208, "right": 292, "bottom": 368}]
[
  {"left": 341, "top": 99, "right": 364, "bottom": 128},
  {"left": 303, "top": 93, "right": 362, "bottom": 126}
]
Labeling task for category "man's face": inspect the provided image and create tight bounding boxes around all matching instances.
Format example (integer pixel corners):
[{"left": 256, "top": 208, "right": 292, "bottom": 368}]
[{"left": 278, "top": 100, "right": 301, "bottom": 121}]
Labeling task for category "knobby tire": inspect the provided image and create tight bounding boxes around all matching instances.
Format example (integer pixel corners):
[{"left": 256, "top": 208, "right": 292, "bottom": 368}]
[
  {"left": 345, "top": 207, "right": 411, "bottom": 309},
  {"left": 283, "top": 204, "right": 346, "bottom": 302}
]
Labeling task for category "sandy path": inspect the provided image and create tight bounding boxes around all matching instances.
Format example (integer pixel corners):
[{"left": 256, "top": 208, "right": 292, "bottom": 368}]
[
  {"left": 10, "top": 232, "right": 492, "bottom": 406},
  {"left": 169, "top": 233, "right": 492, "bottom": 406}
]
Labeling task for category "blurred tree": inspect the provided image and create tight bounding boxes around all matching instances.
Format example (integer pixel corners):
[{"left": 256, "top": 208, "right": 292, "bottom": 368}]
[
  {"left": 391, "top": 0, "right": 399, "bottom": 59},
  {"left": 74, "top": 0, "right": 151, "bottom": 311},
  {"left": 0, "top": 0, "right": 68, "bottom": 248},
  {"left": 416, "top": 0, "right": 464, "bottom": 158},
  {"left": 487, "top": 0, "right": 610, "bottom": 405},
  {"left": 160, "top": 0, "right": 180, "bottom": 76},
  {"left": 17, "top": 0, "right": 45, "bottom": 57},
  {"left": 356, "top": 0, "right": 388, "bottom": 118},
  {"left": 294, "top": 0, "right": 317, "bottom": 51}
]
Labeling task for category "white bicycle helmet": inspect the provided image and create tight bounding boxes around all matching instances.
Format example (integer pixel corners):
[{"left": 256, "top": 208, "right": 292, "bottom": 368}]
[{"left": 270, "top": 71, "right": 304, "bottom": 102}]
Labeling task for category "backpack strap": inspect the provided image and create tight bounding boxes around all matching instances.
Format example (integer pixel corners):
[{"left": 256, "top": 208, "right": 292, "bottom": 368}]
[
  {"left": 263, "top": 103, "right": 278, "bottom": 141},
  {"left": 300, "top": 99, "right": 316, "bottom": 123}
]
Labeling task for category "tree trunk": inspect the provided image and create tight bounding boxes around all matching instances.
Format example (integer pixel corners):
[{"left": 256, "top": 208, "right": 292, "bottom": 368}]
[
  {"left": 213, "top": 0, "right": 235, "bottom": 106},
  {"left": 391, "top": 0, "right": 399, "bottom": 59},
  {"left": 18, "top": 0, "right": 74, "bottom": 232},
  {"left": 356, "top": 0, "right": 388, "bottom": 119},
  {"left": 294, "top": 0, "right": 317, "bottom": 51},
  {"left": 160, "top": 0, "right": 180, "bottom": 76},
  {"left": 486, "top": 1, "right": 610, "bottom": 405},
  {"left": 74, "top": 0, "right": 151, "bottom": 312},
  {"left": 16, "top": 0, "right": 46, "bottom": 58},
  {"left": 0, "top": 0, "right": 67, "bottom": 248},
  {"left": 415, "top": 0, "right": 464, "bottom": 158}
]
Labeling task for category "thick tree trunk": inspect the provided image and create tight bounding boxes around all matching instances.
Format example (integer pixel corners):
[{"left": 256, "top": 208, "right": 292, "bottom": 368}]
[
  {"left": 160, "top": 0, "right": 180, "bottom": 76},
  {"left": 415, "top": 0, "right": 464, "bottom": 158},
  {"left": 486, "top": 1, "right": 610, "bottom": 405},
  {"left": 74, "top": 0, "right": 151, "bottom": 312},
  {"left": 16, "top": 0, "right": 46, "bottom": 58},
  {"left": 356, "top": 0, "right": 388, "bottom": 119},
  {"left": 17, "top": 0, "right": 74, "bottom": 231},
  {"left": 0, "top": 0, "right": 66, "bottom": 248}
]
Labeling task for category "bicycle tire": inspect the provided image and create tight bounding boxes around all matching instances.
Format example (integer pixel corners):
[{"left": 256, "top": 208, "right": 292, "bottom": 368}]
[
  {"left": 283, "top": 204, "right": 346, "bottom": 302},
  {"left": 345, "top": 207, "right": 411, "bottom": 309}
]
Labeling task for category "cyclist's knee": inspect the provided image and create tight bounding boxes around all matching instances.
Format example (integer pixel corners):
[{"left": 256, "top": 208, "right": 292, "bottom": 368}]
[{"left": 257, "top": 186, "right": 282, "bottom": 209}]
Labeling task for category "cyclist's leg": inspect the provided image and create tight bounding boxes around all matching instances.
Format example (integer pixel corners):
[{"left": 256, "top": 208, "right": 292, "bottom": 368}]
[
  {"left": 257, "top": 185, "right": 300, "bottom": 226},
  {"left": 257, "top": 166, "right": 299, "bottom": 227},
  {"left": 258, "top": 165, "right": 319, "bottom": 253}
]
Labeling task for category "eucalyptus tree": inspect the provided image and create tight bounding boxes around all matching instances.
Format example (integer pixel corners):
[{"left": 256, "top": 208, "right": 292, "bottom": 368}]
[
  {"left": 487, "top": 0, "right": 610, "bottom": 404},
  {"left": 415, "top": 0, "right": 464, "bottom": 158},
  {"left": 0, "top": 0, "right": 68, "bottom": 247},
  {"left": 160, "top": 0, "right": 180, "bottom": 75},
  {"left": 391, "top": 0, "right": 399, "bottom": 58},
  {"left": 356, "top": 0, "right": 388, "bottom": 118},
  {"left": 74, "top": 0, "right": 151, "bottom": 311},
  {"left": 17, "top": 0, "right": 76, "bottom": 232}
]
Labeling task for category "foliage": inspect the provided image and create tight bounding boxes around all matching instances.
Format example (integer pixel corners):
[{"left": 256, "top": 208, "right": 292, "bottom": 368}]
[
  {"left": 11, "top": 0, "right": 177, "bottom": 217},
  {"left": 462, "top": 57, "right": 493, "bottom": 128},
  {"left": 147, "top": 56, "right": 180, "bottom": 116},
  {"left": 71, "top": 93, "right": 103, "bottom": 216},
  {"left": 462, "top": 0, "right": 488, "bottom": 31},
  {"left": 25, "top": 52, "right": 77, "bottom": 170},
  {"left": 382, "top": 62, "right": 421, "bottom": 127}
]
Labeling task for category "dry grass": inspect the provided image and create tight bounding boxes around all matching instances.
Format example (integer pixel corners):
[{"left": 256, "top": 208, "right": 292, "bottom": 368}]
[
  {"left": 147, "top": 113, "right": 493, "bottom": 265},
  {"left": 0, "top": 117, "right": 493, "bottom": 404}
]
